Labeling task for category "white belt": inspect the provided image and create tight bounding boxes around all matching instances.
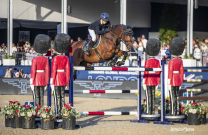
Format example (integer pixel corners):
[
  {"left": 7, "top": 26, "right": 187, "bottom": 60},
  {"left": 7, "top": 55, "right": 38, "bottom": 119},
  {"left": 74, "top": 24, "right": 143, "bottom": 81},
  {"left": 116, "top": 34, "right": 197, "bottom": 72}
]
[
  {"left": 36, "top": 70, "right": 44, "bottom": 72},
  {"left": 173, "top": 71, "right": 179, "bottom": 73},
  {"left": 148, "top": 71, "right": 156, "bottom": 73},
  {"left": 57, "top": 69, "right": 65, "bottom": 72}
]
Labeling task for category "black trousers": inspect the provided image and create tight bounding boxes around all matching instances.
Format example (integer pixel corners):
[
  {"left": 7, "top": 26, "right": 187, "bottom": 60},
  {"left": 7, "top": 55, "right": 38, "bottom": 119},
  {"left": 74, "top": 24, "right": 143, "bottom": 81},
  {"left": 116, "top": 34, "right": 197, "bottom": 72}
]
[
  {"left": 34, "top": 86, "right": 44, "bottom": 106},
  {"left": 170, "top": 86, "right": 180, "bottom": 116},
  {"left": 54, "top": 86, "right": 65, "bottom": 115},
  {"left": 146, "top": 86, "right": 155, "bottom": 114}
]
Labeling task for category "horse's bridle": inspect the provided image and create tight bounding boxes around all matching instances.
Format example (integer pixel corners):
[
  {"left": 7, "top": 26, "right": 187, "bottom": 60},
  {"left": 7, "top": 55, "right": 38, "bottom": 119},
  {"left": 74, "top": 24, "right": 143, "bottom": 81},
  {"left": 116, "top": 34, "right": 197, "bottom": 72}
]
[{"left": 109, "top": 31, "right": 132, "bottom": 51}]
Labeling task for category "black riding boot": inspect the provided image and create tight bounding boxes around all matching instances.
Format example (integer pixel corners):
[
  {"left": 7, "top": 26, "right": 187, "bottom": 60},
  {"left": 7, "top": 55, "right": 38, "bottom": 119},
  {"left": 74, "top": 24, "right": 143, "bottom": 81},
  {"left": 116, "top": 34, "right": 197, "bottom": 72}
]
[
  {"left": 86, "top": 41, "right": 95, "bottom": 56},
  {"left": 151, "top": 86, "right": 155, "bottom": 114}
]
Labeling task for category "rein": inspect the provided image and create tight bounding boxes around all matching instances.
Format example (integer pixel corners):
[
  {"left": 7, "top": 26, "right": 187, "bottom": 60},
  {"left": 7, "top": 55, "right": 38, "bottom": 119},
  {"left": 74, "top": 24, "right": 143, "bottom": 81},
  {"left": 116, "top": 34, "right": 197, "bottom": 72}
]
[{"left": 104, "top": 30, "right": 132, "bottom": 51}]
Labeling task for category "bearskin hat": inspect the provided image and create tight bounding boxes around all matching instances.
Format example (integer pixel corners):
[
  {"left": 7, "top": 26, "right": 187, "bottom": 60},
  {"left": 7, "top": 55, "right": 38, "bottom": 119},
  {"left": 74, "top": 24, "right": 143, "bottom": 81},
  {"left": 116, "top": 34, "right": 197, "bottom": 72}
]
[
  {"left": 34, "top": 34, "right": 51, "bottom": 53},
  {"left": 54, "top": 33, "right": 71, "bottom": 53},
  {"left": 146, "top": 38, "right": 161, "bottom": 56},
  {"left": 169, "top": 37, "right": 185, "bottom": 56}
]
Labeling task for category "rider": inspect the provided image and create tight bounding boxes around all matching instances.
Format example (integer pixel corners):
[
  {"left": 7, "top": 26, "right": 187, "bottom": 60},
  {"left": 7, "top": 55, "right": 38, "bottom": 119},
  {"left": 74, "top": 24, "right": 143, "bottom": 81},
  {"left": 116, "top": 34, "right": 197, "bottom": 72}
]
[{"left": 86, "top": 13, "right": 111, "bottom": 56}]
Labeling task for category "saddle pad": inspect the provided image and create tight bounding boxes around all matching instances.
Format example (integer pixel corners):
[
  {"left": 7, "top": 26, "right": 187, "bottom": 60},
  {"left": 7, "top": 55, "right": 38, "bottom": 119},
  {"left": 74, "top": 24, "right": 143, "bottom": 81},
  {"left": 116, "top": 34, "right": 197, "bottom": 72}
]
[{"left": 82, "top": 35, "right": 101, "bottom": 51}]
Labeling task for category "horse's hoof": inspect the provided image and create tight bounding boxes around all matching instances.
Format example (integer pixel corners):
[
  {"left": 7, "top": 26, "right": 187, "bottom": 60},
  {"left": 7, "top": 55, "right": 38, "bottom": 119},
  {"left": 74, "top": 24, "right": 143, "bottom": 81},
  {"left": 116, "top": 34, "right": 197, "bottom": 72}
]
[{"left": 117, "top": 61, "right": 125, "bottom": 66}]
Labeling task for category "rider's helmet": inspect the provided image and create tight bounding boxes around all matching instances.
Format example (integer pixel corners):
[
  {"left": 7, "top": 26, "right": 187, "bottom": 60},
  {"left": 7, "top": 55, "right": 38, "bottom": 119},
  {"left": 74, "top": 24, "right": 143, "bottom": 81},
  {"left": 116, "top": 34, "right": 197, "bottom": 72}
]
[
  {"left": 169, "top": 37, "right": 185, "bottom": 56},
  {"left": 34, "top": 34, "right": 51, "bottom": 54},
  {"left": 146, "top": 38, "right": 161, "bottom": 56},
  {"left": 100, "top": 13, "right": 109, "bottom": 22}
]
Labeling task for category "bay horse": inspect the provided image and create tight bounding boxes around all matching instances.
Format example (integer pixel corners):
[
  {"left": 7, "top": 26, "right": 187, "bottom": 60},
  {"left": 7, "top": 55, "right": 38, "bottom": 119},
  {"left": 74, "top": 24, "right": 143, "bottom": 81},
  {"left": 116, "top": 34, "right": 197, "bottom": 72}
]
[{"left": 72, "top": 24, "right": 135, "bottom": 67}]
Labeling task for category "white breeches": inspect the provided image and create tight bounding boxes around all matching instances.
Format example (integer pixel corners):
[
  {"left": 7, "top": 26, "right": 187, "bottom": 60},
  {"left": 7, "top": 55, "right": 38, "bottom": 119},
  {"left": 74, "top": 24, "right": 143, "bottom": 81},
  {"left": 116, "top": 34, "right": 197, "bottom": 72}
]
[{"left": 88, "top": 29, "right": 96, "bottom": 42}]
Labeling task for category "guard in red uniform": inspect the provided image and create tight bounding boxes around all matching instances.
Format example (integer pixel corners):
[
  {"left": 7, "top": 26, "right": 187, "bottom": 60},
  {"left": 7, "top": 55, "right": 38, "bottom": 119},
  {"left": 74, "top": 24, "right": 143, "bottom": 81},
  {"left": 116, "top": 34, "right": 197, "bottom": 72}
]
[
  {"left": 30, "top": 34, "right": 50, "bottom": 106},
  {"left": 50, "top": 33, "right": 71, "bottom": 118},
  {"left": 143, "top": 39, "right": 161, "bottom": 115},
  {"left": 168, "top": 37, "right": 185, "bottom": 116}
]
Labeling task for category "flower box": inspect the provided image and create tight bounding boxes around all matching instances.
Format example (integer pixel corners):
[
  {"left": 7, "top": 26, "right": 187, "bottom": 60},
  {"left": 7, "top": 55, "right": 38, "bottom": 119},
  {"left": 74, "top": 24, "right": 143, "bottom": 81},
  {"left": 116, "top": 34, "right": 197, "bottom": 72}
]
[
  {"left": 41, "top": 118, "right": 54, "bottom": 130},
  {"left": 62, "top": 116, "right": 76, "bottom": 130},
  {"left": 5, "top": 114, "right": 12, "bottom": 127},
  {"left": 3, "top": 59, "right": 15, "bottom": 66},
  {"left": 187, "top": 113, "right": 200, "bottom": 125},
  {"left": 21, "top": 116, "right": 36, "bottom": 129},
  {"left": 182, "top": 59, "right": 196, "bottom": 67},
  {"left": 200, "top": 113, "right": 206, "bottom": 124},
  {"left": 11, "top": 116, "right": 22, "bottom": 128}
]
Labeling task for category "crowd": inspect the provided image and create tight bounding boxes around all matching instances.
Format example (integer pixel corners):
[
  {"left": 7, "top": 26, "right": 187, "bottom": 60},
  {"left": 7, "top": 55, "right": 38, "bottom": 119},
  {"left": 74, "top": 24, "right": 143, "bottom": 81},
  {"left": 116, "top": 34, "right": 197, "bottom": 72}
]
[
  {"left": 4, "top": 67, "right": 25, "bottom": 78},
  {"left": 1, "top": 35, "right": 208, "bottom": 67}
]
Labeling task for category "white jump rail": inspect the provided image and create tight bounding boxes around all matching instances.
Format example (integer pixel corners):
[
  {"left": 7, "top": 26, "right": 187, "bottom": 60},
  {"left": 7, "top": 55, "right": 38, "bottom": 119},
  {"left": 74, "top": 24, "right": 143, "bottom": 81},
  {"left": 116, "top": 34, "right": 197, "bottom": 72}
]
[{"left": 73, "top": 66, "right": 162, "bottom": 71}]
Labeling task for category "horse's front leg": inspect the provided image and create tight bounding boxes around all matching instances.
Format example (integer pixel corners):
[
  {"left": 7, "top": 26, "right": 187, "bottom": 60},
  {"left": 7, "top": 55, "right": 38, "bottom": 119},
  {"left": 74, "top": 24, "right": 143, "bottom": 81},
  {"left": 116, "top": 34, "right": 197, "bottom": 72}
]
[{"left": 117, "top": 51, "right": 128, "bottom": 66}]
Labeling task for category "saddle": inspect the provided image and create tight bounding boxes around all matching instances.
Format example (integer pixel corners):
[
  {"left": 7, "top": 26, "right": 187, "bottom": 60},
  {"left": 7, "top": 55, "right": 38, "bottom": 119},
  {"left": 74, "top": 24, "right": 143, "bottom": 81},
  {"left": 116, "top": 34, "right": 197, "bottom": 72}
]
[{"left": 82, "top": 35, "right": 101, "bottom": 52}]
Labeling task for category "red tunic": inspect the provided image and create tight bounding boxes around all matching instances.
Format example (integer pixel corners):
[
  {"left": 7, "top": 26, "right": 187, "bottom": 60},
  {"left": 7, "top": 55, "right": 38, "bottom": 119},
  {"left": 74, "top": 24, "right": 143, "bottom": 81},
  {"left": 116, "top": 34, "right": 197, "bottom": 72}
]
[
  {"left": 50, "top": 55, "right": 70, "bottom": 86},
  {"left": 143, "top": 58, "right": 161, "bottom": 86},
  {"left": 30, "top": 56, "right": 49, "bottom": 86},
  {"left": 168, "top": 58, "right": 184, "bottom": 86}
]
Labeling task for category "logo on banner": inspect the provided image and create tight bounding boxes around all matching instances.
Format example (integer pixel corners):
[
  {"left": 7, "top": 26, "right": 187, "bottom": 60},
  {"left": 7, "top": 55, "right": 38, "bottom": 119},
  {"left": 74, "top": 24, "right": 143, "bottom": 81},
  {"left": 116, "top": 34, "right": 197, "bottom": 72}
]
[
  {"left": 2, "top": 79, "right": 30, "bottom": 93},
  {"left": 74, "top": 81, "right": 123, "bottom": 96}
]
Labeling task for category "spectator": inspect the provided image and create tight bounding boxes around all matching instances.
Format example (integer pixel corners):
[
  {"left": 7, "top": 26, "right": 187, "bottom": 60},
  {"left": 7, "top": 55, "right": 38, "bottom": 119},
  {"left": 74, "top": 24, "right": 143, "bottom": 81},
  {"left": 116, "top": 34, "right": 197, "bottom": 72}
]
[
  {"left": 141, "top": 35, "right": 147, "bottom": 52},
  {"left": 19, "top": 69, "right": 25, "bottom": 78},
  {"left": 4, "top": 67, "right": 12, "bottom": 78},
  {"left": 29, "top": 47, "right": 36, "bottom": 54},
  {"left": 12, "top": 43, "right": 17, "bottom": 53},
  {"left": 50, "top": 40, "right": 54, "bottom": 48},
  {"left": 25, "top": 47, "right": 30, "bottom": 53},
  {"left": 201, "top": 43, "right": 207, "bottom": 53},
  {"left": 137, "top": 37, "right": 143, "bottom": 52},
  {"left": 71, "top": 39, "right": 75, "bottom": 44},
  {"left": 165, "top": 45, "right": 171, "bottom": 58},
  {"left": 77, "top": 37, "right": 82, "bottom": 41},
  {"left": 25, "top": 41, "right": 31, "bottom": 48},
  {"left": 193, "top": 45, "right": 201, "bottom": 67},
  {"left": 13, "top": 68, "right": 19, "bottom": 78}
]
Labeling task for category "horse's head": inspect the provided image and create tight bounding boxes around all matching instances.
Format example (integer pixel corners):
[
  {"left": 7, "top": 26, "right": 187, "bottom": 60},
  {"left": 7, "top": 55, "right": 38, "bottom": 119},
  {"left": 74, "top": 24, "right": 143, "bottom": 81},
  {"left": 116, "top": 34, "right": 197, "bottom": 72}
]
[{"left": 121, "top": 24, "right": 135, "bottom": 51}]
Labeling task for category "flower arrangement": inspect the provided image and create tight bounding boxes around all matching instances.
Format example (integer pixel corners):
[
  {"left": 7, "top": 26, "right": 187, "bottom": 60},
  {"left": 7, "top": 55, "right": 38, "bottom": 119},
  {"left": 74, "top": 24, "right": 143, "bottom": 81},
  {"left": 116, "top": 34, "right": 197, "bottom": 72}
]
[
  {"left": 21, "top": 105, "right": 37, "bottom": 121},
  {"left": 181, "top": 102, "right": 208, "bottom": 121},
  {"left": 157, "top": 97, "right": 171, "bottom": 112},
  {"left": 141, "top": 99, "right": 147, "bottom": 113},
  {"left": 1, "top": 101, "right": 21, "bottom": 118},
  {"left": 38, "top": 106, "right": 56, "bottom": 122},
  {"left": 61, "top": 103, "right": 81, "bottom": 119}
]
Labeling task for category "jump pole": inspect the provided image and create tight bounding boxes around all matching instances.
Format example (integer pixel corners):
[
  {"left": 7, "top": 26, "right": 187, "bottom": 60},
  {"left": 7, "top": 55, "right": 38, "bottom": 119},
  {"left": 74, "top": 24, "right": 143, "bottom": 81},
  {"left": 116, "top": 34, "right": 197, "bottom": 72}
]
[{"left": 47, "top": 57, "right": 52, "bottom": 106}]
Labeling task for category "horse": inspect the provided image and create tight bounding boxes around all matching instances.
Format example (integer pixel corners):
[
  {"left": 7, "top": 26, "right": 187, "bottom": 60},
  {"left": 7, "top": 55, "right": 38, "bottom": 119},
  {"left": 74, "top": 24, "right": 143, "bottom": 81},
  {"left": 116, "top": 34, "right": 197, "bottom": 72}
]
[{"left": 71, "top": 24, "right": 135, "bottom": 67}]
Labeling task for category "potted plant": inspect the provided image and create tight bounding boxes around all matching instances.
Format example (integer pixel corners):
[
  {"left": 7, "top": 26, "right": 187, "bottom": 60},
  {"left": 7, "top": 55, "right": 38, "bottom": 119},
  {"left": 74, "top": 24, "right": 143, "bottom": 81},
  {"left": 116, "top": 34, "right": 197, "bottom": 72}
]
[
  {"left": 1, "top": 101, "right": 20, "bottom": 127},
  {"left": 62, "top": 103, "right": 80, "bottom": 130},
  {"left": 39, "top": 106, "right": 56, "bottom": 130},
  {"left": 21, "top": 105, "right": 36, "bottom": 129},
  {"left": 182, "top": 102, "right": 201, "bottom": 125},
  {"left": 3, "top": 53, "right": 15, "bottom": 66},
  {"left": 198, "top": 102, "right": 208, "bottom": 124}
]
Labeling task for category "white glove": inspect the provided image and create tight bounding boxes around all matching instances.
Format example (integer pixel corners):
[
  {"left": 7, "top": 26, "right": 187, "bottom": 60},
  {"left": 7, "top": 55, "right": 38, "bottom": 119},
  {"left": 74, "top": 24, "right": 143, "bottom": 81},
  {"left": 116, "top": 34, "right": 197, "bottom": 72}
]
[
  {"left": 51, "top": 85, "right": 54, "bottom": 93},
  {"left": 30, "top": 85, "right": 34, "bottom": 92},
  {"left": 143, "top": 84, "right": 147, "bottom": 91},
  {"left": 65, "top": 86, "right": 68, "bottom": 90},
  {"left": 168, "top": 85, "right": 171, "bottom": 91},
  {"left": 156, "top": 85, "right": 158, "bottom": 91},
  {"left": 44, "top": 86, "right": 47, "bottom": 90},
  {"left": 179, "top": 86, "right": 181, "bottom": 90}
]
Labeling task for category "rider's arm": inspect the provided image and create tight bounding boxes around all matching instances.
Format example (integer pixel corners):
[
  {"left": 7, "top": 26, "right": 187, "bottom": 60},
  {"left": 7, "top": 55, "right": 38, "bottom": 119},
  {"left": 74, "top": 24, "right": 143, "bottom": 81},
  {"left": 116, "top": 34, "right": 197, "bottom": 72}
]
[{"left": 96, "top": 26, "right": 109, "bottom": 35}]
